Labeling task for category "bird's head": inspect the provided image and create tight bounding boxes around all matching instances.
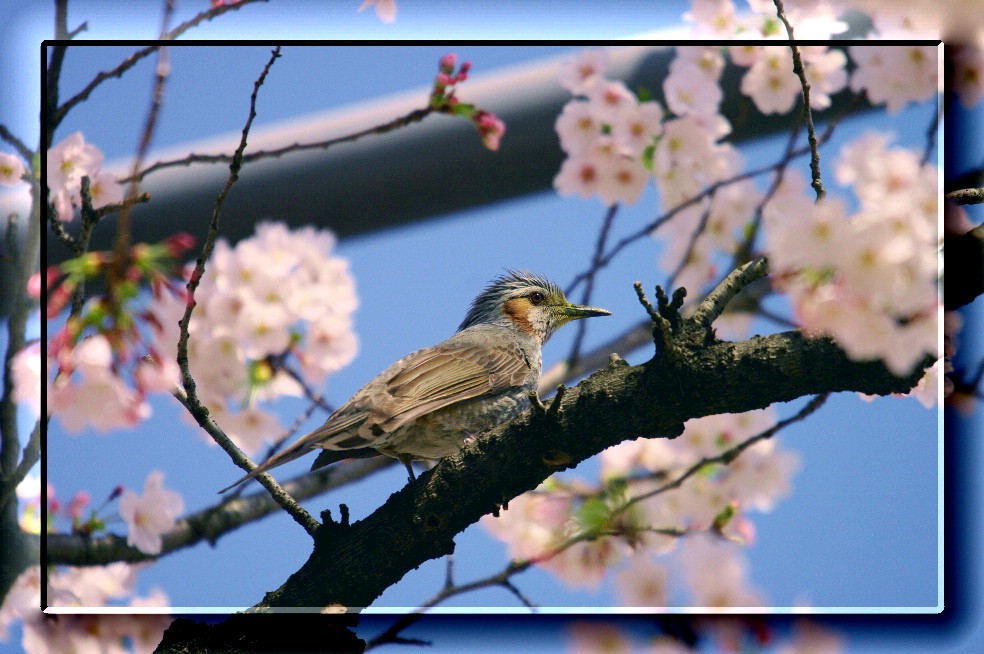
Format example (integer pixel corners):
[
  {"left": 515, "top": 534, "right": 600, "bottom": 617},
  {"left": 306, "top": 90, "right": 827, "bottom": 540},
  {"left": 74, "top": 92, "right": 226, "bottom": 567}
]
[{"left": 457, "top": 271, "right": 611, "bottom": 343}]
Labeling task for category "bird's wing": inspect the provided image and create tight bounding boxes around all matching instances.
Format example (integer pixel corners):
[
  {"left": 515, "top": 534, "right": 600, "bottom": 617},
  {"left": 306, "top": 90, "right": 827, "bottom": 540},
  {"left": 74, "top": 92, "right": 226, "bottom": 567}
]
[
  {"left": 362, "top": 338, "right": 531, "bottom": 435},
  {"left": 218, "top": 336, "right": 530, "bottom": 492}
]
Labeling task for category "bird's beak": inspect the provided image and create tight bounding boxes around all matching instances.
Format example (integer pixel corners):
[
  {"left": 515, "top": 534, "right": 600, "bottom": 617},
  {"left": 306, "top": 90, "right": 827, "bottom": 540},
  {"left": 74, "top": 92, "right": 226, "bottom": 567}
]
[{"left": 560, "top": 303, "right": 612, "bottom": 320}]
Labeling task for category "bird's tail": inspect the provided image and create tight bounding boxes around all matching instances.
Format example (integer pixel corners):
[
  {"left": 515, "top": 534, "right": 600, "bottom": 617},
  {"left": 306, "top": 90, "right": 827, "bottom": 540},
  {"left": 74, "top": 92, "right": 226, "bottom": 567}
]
[{"left": 217, "top": 435, "right": 317, "bottom": 494}]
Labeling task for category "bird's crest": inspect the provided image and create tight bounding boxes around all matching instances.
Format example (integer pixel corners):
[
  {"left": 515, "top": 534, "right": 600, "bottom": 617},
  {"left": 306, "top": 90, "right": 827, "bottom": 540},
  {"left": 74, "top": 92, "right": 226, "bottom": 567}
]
[{"left": 457, "top": 270, "right": 564, "bottom": 331}]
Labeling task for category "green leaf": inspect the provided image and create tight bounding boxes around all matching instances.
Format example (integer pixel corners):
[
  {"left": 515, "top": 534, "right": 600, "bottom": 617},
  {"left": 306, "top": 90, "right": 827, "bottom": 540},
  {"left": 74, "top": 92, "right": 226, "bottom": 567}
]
[
  {"left": 642, "top": 143, "right": 656, "bottom": 172},
  {"left": 712, "top": 503, "right": 736, "bottom": 531},
  {"left": 573, "top": 496, "right": 611, "bottom": 534}
]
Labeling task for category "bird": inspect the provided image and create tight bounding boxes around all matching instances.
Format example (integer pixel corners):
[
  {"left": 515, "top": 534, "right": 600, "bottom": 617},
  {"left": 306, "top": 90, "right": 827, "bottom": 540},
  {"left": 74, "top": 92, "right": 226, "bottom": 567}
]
[{"left": 219, "top": 271, "right": 610, "bottom": 492}]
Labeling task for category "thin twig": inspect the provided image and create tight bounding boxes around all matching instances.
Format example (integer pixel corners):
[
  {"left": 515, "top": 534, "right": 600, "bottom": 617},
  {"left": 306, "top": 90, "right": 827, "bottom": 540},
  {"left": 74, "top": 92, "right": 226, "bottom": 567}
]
[
  {"left": 108, "top": 44, "right": 170, "bottom": 309},
  {"left": 46, "top": 456, "right": 392, "bottom": 566},
  {"left": 565, "top": 127, "right": 839, "bottom": 296},
  {"left": 0, "top": 422, "right": 39, "bottom": 511},
  {"left": 616, "top": 393, "right": 829, "bottom": 515},
  {"left": 565, "top": 204, "right": 618, "bottom": 368},
  {"left": 53, "top": 46, "right": 161, "bottom": 126},
  {"left": 0, "top": 125, "right": 33, "bottom": 162},
  {"left": 125, "top": 105, "right": 438, "bottom": 183},
  {"left": 773, "top": 0, "right": 825, "bottom": 202},
  {"left": 922, "top": 95, "right": 941, "bottom": 166},
  {"left": 161, "top": 0, "right": 269, "bottom": 41},
  {"left": 690, "top": 257, "right": 770, "bottom": 330},
  {"left": 172, "top": 47, "right": 321, "bottom": 536}
]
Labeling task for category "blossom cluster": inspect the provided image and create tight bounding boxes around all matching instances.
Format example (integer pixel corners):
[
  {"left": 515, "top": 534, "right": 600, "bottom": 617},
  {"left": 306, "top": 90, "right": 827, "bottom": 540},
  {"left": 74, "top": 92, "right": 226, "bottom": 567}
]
[
  {"left": 0, "top": 564, "right": 171, "bottom": 654},
  {"left": 46, "top": 131, "right": 125, "bottom": 222},
  {"left": 483, "top": 408, "right": 800, "bottom": 607},
  {"left": 553, "top": 50, "right": 662, "bottom": 207},
  {"left": 147, "top": 221, "right": 358, "bottom": 455},
  {"left": 684, "top": 1, "right": 984, "bottom": 113},
  {"left": 429, "top": 53, "right": 506, "bottom": 151},
  {"left": 763, "top": 135, "right": 939, "bottom": 377}
]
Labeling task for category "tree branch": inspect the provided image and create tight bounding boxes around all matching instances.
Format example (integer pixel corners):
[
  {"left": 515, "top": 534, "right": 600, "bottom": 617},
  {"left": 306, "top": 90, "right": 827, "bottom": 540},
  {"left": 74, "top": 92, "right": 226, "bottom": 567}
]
[
  {"left": 239, "top": 272, "right": 927, "bottom": 613},
  {"left": 45, "top": 457, "right": 391, "bottom": 566}
]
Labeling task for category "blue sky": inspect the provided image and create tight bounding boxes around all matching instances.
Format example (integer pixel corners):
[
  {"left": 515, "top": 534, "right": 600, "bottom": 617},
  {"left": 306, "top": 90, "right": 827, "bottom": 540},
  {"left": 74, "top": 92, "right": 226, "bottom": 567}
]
[{"left": 1, "top": 7, "right": 980, "bottom": 654}]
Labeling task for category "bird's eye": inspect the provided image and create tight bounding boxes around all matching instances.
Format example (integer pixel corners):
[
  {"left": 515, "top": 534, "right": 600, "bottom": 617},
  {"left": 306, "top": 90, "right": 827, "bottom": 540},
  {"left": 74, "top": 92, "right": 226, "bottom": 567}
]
[{"left": 529, "top": 291, "right": 545, "bottom": 305}]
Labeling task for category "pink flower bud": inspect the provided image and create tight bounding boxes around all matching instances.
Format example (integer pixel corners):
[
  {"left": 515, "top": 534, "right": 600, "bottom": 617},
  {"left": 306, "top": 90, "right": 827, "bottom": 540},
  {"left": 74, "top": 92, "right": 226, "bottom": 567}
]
[
  {"left": 165, "top": 232, "right": 196, "bottom": 258},
  {"left": 435, "top": 72, "right": 454, "bottom": 88},
  {"left": 69, "top": 491, "right": 90, "bottom": 519},
  {"left": 28, "top": 272, "right": 42, "bottom": 298},
  {"left": 439, "top": 53, "right": 458, "bottom": 72},
  {"left": 472, "top": 110, "right": 506, "bottom": 152}
]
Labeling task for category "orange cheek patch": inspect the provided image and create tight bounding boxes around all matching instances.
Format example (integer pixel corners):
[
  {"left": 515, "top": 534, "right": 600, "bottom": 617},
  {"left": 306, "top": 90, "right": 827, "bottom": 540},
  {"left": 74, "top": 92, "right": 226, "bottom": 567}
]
[{"left": 502, "top": 298, "right": 535, "bottom": 336}]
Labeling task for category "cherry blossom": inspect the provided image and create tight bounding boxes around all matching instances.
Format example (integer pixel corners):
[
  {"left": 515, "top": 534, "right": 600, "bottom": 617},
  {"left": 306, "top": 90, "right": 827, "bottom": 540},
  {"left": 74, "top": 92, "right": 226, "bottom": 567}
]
[
  {"left": 569, "top": 623, "right": 632, "bottom": 654},
  {"left": 118, "top": 471, "right": 184, "bottom": 555},
  {"left": 49, "top": 336, "right": 152, "bottom": 433},
  {"left": 740, "top": 45, "right": 801, "bottom": 115},
  {"left": 46, "top": 132, "right": 123, "bottom": 221},
  {"left": 684, "top": 0, "right": 739, "bottom": 38},
  {"left": 141, "top": 221, "right": 358, "bottom": 452},
  {"left": 779, "top": 619, "right": 844, "bottom": 654},
  {"left": 357, "top": 0, "right": 396, "bottom": 23},
  {"left": 585, "top": 80, "right": 637, "bottom": 124},
  {"left": 0, "top": 152, "right": 25, "bottom": 186},
  {"left": 953, "top": 44, "right": 984, "bottom": 108},
  {"left": 848, "top": 45, "right": 938, "bottom": 114},
  {"left": 12, "top": 341, "right": 42, "bottom": 418},
  {"left": 557, "top": 49, "right": 609, "bottom": 94},
  {"left": 615, "top": 554, "right": 668, "bottom": 606},
  {"left": 679, "top": 532, "right": 763, "bottom": 607}
]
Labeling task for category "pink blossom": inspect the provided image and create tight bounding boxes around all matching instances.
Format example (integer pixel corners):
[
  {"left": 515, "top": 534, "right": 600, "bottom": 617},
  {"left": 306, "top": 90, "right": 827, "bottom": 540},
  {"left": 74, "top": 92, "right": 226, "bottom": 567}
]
[
  {"left": 568, "top": 622, "right": 632, "bottom": 654},
  {"left": 585, "top": 80, "right": 636, "bottom": 124},
  {"left": 849, "top": 45, "right": 938, "bottom": 114},
  {"left": 119, "top": 471, "right": 184, "bottom": 555},
  {"left": 554, "top": 155, "right": 603, "bottom": 200},
  {"left": 439, "top": 52, "right": 457, "bottom": 72},
  {"left": 730, "top": 45, "right": 763, "bottom": 68},
  {"left": 610, "top": 100, "right": 663, "bottom": 155},
  {"left": 49, "top": 561, "right": 138, "bottom": 607},
  {"left": 740, "top": 46, "right": 801, "bottom": 115},
  {"left": 801, "top": 46, "right": 848, "bottom": 110},
  {"left": 616, "top": 555, "right": 668, "bottom": 607},
  {"left": 0, "top": 152, "right": 25, "bottom": 186},
  {"left": 679, "top": 532, "right": 762, "bottom": 607},
  {"left": 357, "top": 0, "right": 396, "bottom": 23},
  {"left": 88, "top": 170, "right": 125, "bottom": 209},
  {"left": 0, "top": 566, "right": 40, "bottom": 641},
  {"left": 555, "top": 101, "right": 600, "bottom": 155},
  {"left": 472, "top": 110, "right": 506, "bottom": 151},
  {"left": 46, "top": 132, "right": 106, "bottom": 221},
  {"left": 597, "top": 157, "right": 649, "bottom": 206},
  {"left": 557, "top": 49, "right": 609, "bottom": 94},
  {"left": 12, "top": 341, "right": 41, "bottom": 418},
  {"left": 216, "top": 406, "right": 281, "bottom": 456},
  {"left": 49, "top": 340, "right": 152, "bottom": 433},
  {"left": 953, "top": 44, "right": 984, "bottom": 108},
  {"left": 684, "top": 0, "right": 739, "bottom": 38},
  {"left": 664, "top": 64, "right": 724, "bottom": 118},
  {"left": 779, "top": 619, "right": 844, "bottom": 654}
]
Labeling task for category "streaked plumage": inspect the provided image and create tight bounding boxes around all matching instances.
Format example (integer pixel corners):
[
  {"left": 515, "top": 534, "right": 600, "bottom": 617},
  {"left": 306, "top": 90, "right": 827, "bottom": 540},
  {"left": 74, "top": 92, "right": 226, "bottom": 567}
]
[{"left": 219, "top": 271, "right": 610, "bottom": 492}]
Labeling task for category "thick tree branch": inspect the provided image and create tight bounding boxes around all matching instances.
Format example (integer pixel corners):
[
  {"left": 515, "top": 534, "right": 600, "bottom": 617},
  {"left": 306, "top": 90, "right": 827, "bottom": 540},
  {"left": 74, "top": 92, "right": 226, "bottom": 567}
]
[{"left": 239, "top": 282, "right": 927, "bottom": 613}]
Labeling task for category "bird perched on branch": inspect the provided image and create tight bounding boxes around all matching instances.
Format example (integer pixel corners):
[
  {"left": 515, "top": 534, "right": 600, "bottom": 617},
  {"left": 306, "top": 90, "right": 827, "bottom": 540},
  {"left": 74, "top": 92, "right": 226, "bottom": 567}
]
[{"left": 219, "top": 271, "right": 610, "bottom": 492}]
